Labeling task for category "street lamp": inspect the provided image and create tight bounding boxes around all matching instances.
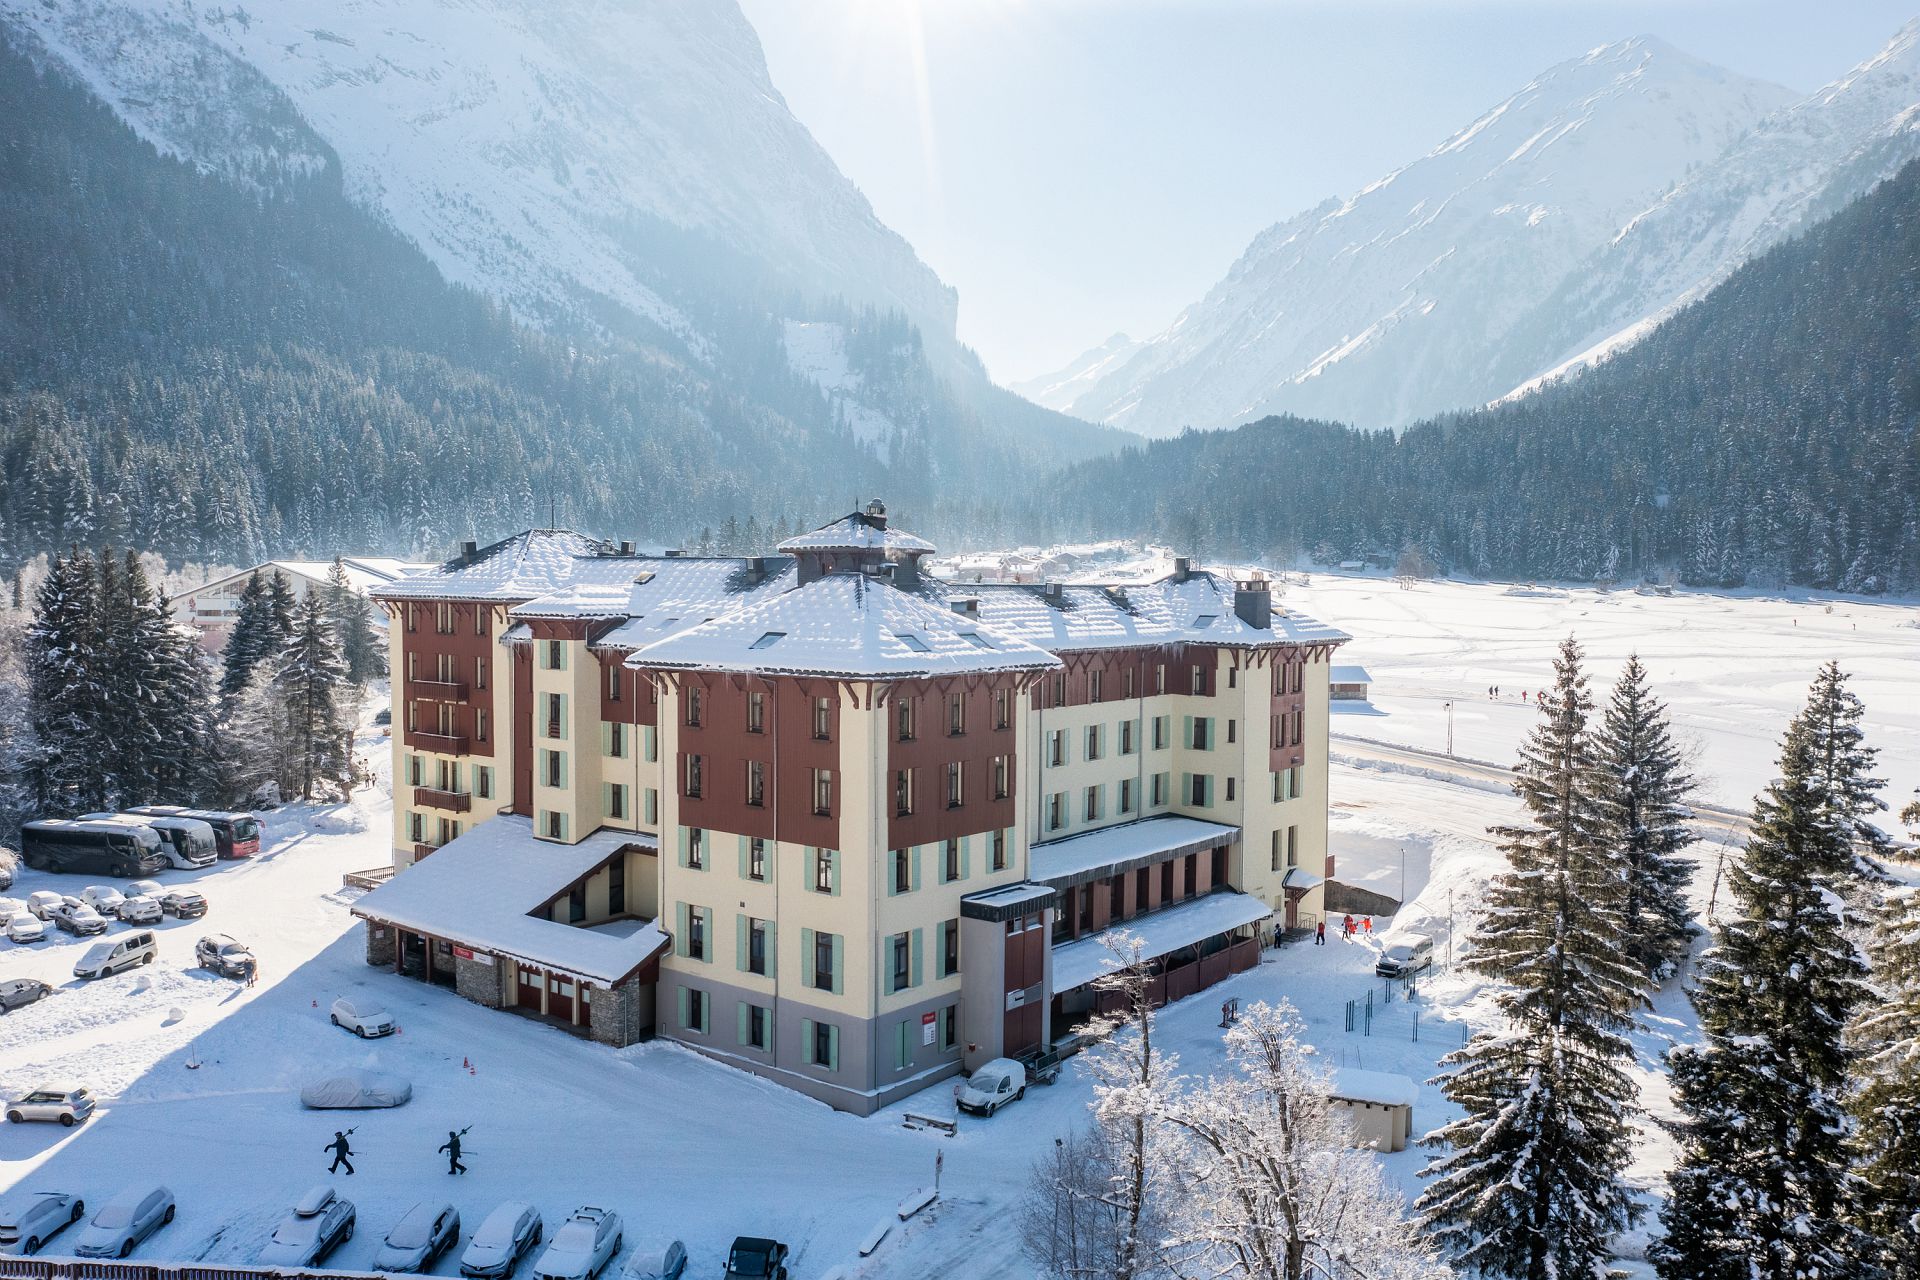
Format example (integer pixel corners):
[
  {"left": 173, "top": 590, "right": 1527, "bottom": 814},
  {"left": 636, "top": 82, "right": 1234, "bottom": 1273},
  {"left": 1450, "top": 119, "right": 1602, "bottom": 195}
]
[{"left": 1443, "top": 700, "right": 1455, "bottom": 758}]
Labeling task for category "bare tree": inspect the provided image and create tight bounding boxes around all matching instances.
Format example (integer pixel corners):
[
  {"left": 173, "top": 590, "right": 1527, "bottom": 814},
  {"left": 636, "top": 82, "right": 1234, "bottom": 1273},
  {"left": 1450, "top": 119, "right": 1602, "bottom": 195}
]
[
  {"left": 1022, "top": 1125, "right": 1133, "bottom": 1279},
  {"left": 1085, "top": 931, "right": 1177, "bottom": 1280}
]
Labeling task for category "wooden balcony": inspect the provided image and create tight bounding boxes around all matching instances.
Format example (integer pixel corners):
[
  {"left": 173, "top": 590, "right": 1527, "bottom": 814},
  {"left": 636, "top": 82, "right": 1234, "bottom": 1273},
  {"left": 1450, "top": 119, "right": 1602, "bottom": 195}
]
[
  {"left": 411, "top": 678, "right": 470, "bottom": 701},
  {"left": 413, "top": 731, "right": 469, "bottom": 754},
  {"left": 413, "top": 842, "right": 440, "bottom": 860},
  {"left": 413, "top": 786, "right": 472, "bottom": 813}
]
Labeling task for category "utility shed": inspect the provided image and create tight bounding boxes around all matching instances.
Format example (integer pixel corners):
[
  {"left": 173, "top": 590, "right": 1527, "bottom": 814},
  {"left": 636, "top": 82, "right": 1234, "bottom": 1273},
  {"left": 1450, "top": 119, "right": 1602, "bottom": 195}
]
[
  {"left": 1328, "top": 1067, "right": 1417, "bottom": 1152},
  {"left": 1329, "top": 665, "right": 1373, "bottom": 701}
]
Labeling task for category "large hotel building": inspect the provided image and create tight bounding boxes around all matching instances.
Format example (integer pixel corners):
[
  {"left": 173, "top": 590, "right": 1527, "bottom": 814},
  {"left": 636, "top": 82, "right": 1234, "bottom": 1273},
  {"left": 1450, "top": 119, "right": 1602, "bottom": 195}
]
[{"left": 355, "top": 504, "right": 1347, "bottom": 1113}]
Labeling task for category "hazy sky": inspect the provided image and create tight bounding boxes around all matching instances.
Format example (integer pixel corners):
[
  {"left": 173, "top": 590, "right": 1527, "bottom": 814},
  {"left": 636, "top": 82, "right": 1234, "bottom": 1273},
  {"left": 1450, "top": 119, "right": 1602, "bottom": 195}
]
[{"left": 740, "top": 1, "right": 1918, "bottom": 384}]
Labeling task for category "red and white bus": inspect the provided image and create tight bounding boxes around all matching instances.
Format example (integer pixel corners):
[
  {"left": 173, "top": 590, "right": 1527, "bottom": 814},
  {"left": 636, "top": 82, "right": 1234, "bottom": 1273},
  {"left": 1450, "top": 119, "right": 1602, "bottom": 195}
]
[{"left": 127, "top": 806, "right": 263, "bottom": 859}]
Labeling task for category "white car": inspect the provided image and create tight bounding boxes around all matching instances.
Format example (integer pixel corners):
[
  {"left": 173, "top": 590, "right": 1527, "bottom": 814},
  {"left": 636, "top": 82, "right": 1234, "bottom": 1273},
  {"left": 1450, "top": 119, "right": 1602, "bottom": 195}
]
[
  {"left": 331, "top": 996, "right": 397, "bottom": 1038},
  {"left": 622, "top": 1241, "right": 687, "bottom": 1280},
  {"left": 117, "top": 895, "right": 163, "bottom": 925},
  {"left": 532, "top": 1208, "right": 623, "bottom": 1280},
  {"left": 462, "top": 1203, "right": 544, "bottom": 1279},
  {"left": 0, "top": 1190, "right": 85, "bottom": 1255},
  {"left": 78, "top": 885, "right": 126, "bottom": 915},
  {"left": 125, "top": 880, "right": 165, "bottom": 902},
  {"left": 374, "top": 1201, "right": 461, "bottom": 1273},
  {"left": 0, "top": 896, "right": 22, "bottom": 920},
  {"left": 7, "top": 913, "right": 45, "bottom": 944},
  {"left": 6, "top": 1085, "right": 95, "bottom": 1127},
  {"left": 956, "top": 1057, "right": 1027, "bottom": 1116},
  {"left": 26, "top": 891, "right": 63, "bottom": 921},
  {"left": 1375, "top": 935, "right": 1436, "bottom": 979},
  {"left": 72, "top": 1186, "right": 174, "bottom": 1258},
  {"left": 260, "top": 1186, "right": 356, "bottom": 1268}
]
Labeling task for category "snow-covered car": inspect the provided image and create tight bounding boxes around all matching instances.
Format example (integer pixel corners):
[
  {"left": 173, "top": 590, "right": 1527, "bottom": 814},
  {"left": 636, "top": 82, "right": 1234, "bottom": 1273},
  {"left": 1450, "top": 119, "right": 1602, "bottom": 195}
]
[
  {"left": 73, "top": 931, "right": 158, "bottom": 980},
  {"left": 72, "top": 1186, "right": 174, "bottom": 1258},
  {"left": 5, "top": 1085, "right": 95, "bottom": 1127},
  {"left": 7, "top": 913, "right": 46, "bottom": 944},
  {"left": 374, "top": 1201, "right": 461, "bottom": 1273},
  {"left": 531, "top": 1207, "right": 622, "bottom": 1280},
  {"left": 125, "top": 879, "right": 165, "bottom": 902},
  {"left": 461, "top": 1202, "right": 543, "bottom": 1279},
  {"left": 955, "top": 1057, "right": 1026, "bottom": 1116},
  {"left": 116, "top": 895, "right": 163, "bottom": 925},
  {"left": 0, "top": 1190, "right": 85, "bottom": 1255},
  {"left": 722, "top": 1237, "right": 788, "bottom": 1280},
  {"left": 299, "top": 1070, "right": 414, "bottom": 1110},
  {"left": 77, "top": 885, "right": 126, "bottom": 915},
  {"left": 1374, "top": 935, "right": 1435, "bottom": 979},
  {"left": 330, "top": 996, "right": 397, "bottom": 1038},
  {"left": 26, "top": 891, "right": 63, "bottom": 921},
  {"left": 49, "top": 899, "right": 109, "bottom": 936},
  {"left": 0, "top": 896, "right": 21, "bottom": 919},
  {"left": 259, "top": 1186, "right": 355, "bottom": 1268},
  {"left": 0, "top": 978, "right": 52, "bottom": 1014},
  {"left": 195, "top": 934, "right": 254, "bottom": 979},
  {"left": 621, "top": 1240, "right": 687, "bottom": 1280},
  {"left": 160, "top": 889, "right": 207, "bottom": 919}
]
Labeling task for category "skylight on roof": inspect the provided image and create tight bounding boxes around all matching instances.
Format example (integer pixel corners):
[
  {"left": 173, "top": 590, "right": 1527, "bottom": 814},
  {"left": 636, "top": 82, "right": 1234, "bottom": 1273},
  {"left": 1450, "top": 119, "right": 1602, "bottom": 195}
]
[
  {"left": 957, "top": 632, "right": 994, "bottom": 649},
  {"left": 894, "top": 631, "right": 932, "bottom": 652},
  {"left": 1193, "top": 614, "right": 1218, "bottom": 627},
  {"left": 749, "top": 631, "right": 787, "bottom": 650}
]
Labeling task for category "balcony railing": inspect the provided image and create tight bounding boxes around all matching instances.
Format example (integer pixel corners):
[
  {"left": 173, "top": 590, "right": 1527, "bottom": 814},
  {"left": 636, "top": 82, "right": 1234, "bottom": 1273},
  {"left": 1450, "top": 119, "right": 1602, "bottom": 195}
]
[
  {"left": 411, "top": 678, "right": 470, "bottom": 701},
  {"left": 413, "top": 786, "right": 472, "bottom": 813},
  {"left": 413, "top": 842, "right": 441, "bottom": 860},
  {"left": 413, "top": 731, "right": 469, "bottom": 754}
]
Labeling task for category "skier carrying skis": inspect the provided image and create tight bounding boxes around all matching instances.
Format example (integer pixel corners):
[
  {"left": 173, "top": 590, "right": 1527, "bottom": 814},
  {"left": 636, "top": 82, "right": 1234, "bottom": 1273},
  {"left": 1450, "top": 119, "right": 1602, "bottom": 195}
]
[
  {"left": 439, "top": 1128, "right": 468, "bottom": 1175},
  {"left": 326, "top": 1130, "right": 355, "bottom": 1175}
]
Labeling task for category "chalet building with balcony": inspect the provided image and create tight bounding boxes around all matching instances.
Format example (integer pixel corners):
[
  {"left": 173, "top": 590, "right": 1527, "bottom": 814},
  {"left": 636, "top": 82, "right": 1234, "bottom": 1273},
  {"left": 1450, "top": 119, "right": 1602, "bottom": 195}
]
[{"left": 354, "top": 503, "right": 1347, "bottom": 1113}]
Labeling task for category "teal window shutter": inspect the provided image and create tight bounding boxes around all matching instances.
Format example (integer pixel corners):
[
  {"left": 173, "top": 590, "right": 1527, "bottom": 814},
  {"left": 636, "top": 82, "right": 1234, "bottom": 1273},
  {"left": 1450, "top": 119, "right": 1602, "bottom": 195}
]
[
  {"left": 1205, "top": 717, "right": 1215, "bottom": 749},
  {"left": 677, "top": 826, "right": 688, "bottom": 868},
  {"left": 883, "top": 940, "right": 896, "bottom": 997},
  {"left": 959, "top": 836, "right": 971, "bottom": 881},
  {"left": 1202, "top": 776, "right": 1214, "bottom": 807},
  {"left": 675, "top": 903, "right": 689, "bottom": 956},
  {"left": 765, "top": 923, "right": 776, "bottom": 979},
  {"left": 676, "top": 986, "right": 689, "bottom": 1029},
  {"left": 644, "top": 726, "right": 657, "bottom": 762},
  {"left": 737, "top": 1002, "right": 750, "bottom": 1046},
  {"left": 910, "top": 928, "right": 924, "bottom": 988},
  {"left": 827, "top": 1024, "right": 840, "bottom": 1071},
  {"left": 699, "top": 907, "right": 712, "bottom": 961},
  {"left": 831, "top": 935, "right": 844, "bottom": 995},
  {"left": 1183, "top": 715, "right": 1193, "bottom": 748},
  {"left": 737, "top": 835, "right": 750, "bottom": 879},
  {"left": 736, "top": 914, "right": 748, "bottom": 972},
  {"left": 801, "top": 928, "right": 816, "bottom": 988},
  {"left": 829, "top": 849, "right": 841, "bottom": 897},
  {"left": 601, "top": 782, "right": 611, "bottom": 817},
  {"left": 1181, "top": 773, "right": 1192, "bottom": 805},
  {"left": 801, "top": 1017, "right": 816, "bottom": 1064},
  {"left": 910, "top": 846, "right": 923, "bottom": 892}
]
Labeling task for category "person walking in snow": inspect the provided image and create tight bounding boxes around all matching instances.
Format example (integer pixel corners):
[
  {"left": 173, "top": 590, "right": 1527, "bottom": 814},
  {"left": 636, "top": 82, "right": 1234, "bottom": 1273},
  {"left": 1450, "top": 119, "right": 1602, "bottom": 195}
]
[
  {"left": 1342, "top": 913, "right": 1355, "bottom": 939},
  {"left": 242, "top": 955, "right": 258, "bottom": 987},
  {"left": 1362, "top": 916, "right": 1373, "bottom": 936},
  {"left": 326, "top": 1131, "right": 355, "bottom": 1176},
  {"left": 439, "top": 1129, "right": 468, "bottom": 1175},
  {"left": 1315, "top": 920, "right": 1326, "bottom": 946}
]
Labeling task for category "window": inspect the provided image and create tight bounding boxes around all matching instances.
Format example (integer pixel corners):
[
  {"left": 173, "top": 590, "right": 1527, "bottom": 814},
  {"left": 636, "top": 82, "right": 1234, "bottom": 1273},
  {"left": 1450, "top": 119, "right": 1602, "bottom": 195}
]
[
  {"left": 684, "top": 753, "right": 704, "bottom": 799},
  {"left": 1152, "top": 716, "right": 1168, "bottom": 750},
  {"left": 746, "top": 690, "right": 765, "bottom": 733},
  {"left": 994, "top": 688, "right": 1011, "bottom": 730},
  {"left": 993, "top": 755, "right": 1010, "bottom": 800},
  {"left": 545, "top": 639, "right": 563, "bottom": 669},
  {"left": 1151, "top": 773, "right": 1168, "bottom": 807},
  {"left": 1287, "top": 825, "right": 1299, "bottom": 868},
  {"left": 1191, "top": 664, "right": 1205, "bottom": 694},
  {"left": 645, "top": 789, "right": 659, "bottom": 825},
  {"left": 608, "top": 721, "right": 627, "bottom": 757},
  {"left": 746, "top": 760, "right": 766, "bottom": 808},
  {"left": 748, "top": 631, "right": 785, "bottom": 650},
  {"left": 437, "top": 603, "right": 456, "bottom": 635},
  {"left": 812, "top": 697, "right": 832, "bottom": 740},
  {"left": 475, "top": 708, "right": 488, "bottom": 742},
  {"left": 1270, "top": 829, "right": 1282, "bottom": 873},
  {"left": 747, "top": 1003, "right": 769, "bottom": 1050},
  {"left": 407, "top": 701, "right": 419, "bottom": 732},
  {"left": 748, "top": 919, "right": 769, "bottom": 975},
  {"left": 1085, "top": 725, "right": 1102, "bottom": 761},
  {"left": 688, "top": 910, "right": 707, "bottom": 961},
  {"left": 687, "top": 827, "right": 705, "bottom": 870},
  {"left": 1089, "top": 670, "right": 1103, "bottom": 702},
  {"left": 895, "top": 631, "right": 931, "bottom": 653},
  {"left": 608, "top": 783, "right": 627, "bottom": 820},
  {"left": 945, "top": 761, "right": 964, "bottom": 808},
  {"left": 893, "top": 849, "right": 912, "bottom": 895},
  {"left": 812, "top": 769, "right": 834, "bottom": 816},
  {"left": 545, "top": 810, "right": 564, "bottom": 840},
  {"left": 685, "top": 686, "right": 703, "bottom": 727},
  {"left": 813, "top": 933, "right": 835, "bottom": 992},
  {"left": 947, "top": 693, "right": 966, "bottom": 736},
  {"left": 1190, "top": 773, "right": 1211, "bottom": 806},
  {"left": 1227, "top": 719, "right": 1237, "bottom": 744},
  {"left": 608, "top": 859, "right": 625, "bottom": 915},
  {"left": 1048, "top": 729, "right": 1067, "bottom": 767},
  {"left": 942, "top": 920, "right": 960, "bottom": 978},
  {"left": 1083, "top": 786, "right": 1102, "bottom": 822},
  {"left": 408, "top": 812, "right": 425, "bottom": 842},
  {"left": 891, "top": 932, "right": 911, "bottom": 991},
  {"left": 944, "top": 838, "right": 960, "bottom": 882},
  {"left": 811, "top": 1020, "right": 834, "bottom": 1068},
  {"left": 1191, "top": 717, "right": 1211, "bottom": 750},
  {"left": 1228, "top": 666, "right": 1238, "bottom": 689},
  {"left": 408, "top": 754, "right": 424, "bottom": 786},
  {"left": 1048, "top": 792, "right": 1066, "bottom": 832},
  {"left": 543, "top": 749, "right": 563, "bottom": 788},
  {"left": 894, "top": 769, "right": 915, "bottom": 817},
  {"left": 475, "top": 766, "right": 492, "bottom": 799},
  {"left": 1120, "top": 719, "right": 1135, "bottom": 755},
  {"left": 1226, "top": 777, "right": 1236, "bottom": 802},
  {"left": 1051, "top": 672, "right": 1067, "bottom": 706},
  {"left": 813, "top": 848, "right": 835, "bottom": 893},
  {"left": 748, "top": 837, "right": 767, "bottom": 882},
  {"left": 682, "top": 987, "right": 708, "bottom": 1033},
  {"left": 1119, "top": 778, "right": 1135, "bottom": 815},
  {"left": 942, "top": 1004, "right": 958, "bottom": 1050},
  {"left": 897, "top": 698, "right": 917, "bottom": 742},
  {"left": 1155, "top": 663, "right": 1166, "bottom": 695},
  {"left": 1123, "top": 667, "right": 1136, "bottom": 698},
  {"left": 545, "top": 692, "right": 563, "bottom": 739},
  {"left": 991, "top": 829, "right": 1008, "bottom": 871},
  {"left": 605, "top": 662, "right": 618, "bottom": 701}
]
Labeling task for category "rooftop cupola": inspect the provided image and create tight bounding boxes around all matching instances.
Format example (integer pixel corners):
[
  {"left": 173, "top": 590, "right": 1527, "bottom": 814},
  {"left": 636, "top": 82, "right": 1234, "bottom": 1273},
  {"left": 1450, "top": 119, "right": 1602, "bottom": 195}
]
[{"left": 777, "top": 499, "right": 937, "bottom": 586}]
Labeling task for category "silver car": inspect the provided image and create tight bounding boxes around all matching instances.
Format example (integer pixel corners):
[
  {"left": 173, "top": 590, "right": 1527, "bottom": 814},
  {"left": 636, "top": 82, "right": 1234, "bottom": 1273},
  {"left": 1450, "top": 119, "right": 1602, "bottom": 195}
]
[
  {"left": 461, "top": 1202, "right": 543, "bottom": 1278},
  {"left": 376, "top": 1201, "right": 462, "bottom": 1273},
  {"left": 0, "top": 1191, "right": 84, "bottom": 1254},
  {"left": 6, "top": 1085, "right": 95, "bottom": 1127},
  {"left": 260, "top": 1186, "right": 356, "bottom": 1268},
  {"left": 532, "top": 1208, "right": 622, "bottom": 1280},
  {"left": 73, "top": 1186, "right": 174, "bottom": 1258},
  {"left": 117, "top": 895, "right": 163, "bottom": 925}
]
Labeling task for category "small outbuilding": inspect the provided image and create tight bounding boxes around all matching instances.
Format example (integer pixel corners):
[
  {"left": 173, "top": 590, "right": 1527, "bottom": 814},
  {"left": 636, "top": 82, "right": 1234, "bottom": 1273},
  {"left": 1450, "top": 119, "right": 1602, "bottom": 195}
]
[
  {"left": 1327, "top": 1067, "right": 1417, "bottom": 1151},
  {"left": 1329, "top": 664, "right": 1373, "bottom": 701}
]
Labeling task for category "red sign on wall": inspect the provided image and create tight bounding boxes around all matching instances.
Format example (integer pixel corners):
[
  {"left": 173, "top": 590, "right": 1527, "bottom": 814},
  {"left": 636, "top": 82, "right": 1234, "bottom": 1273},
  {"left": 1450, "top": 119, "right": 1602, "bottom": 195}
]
[{"left": 453, "top": 946, "right": 474, "bottom": 960}]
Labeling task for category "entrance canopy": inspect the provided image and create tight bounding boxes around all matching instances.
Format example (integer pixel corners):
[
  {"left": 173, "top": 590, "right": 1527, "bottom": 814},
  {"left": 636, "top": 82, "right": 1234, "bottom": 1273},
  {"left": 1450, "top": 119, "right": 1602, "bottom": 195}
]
[
  {"left": 1030, "top": 815, "right": 1240, "bottom": 889},
  {"left": 354, "top": 816, "right": 664, "bottom": 985},
  {"left": 1050, "top": 889, "right": 1272, "bottom": 994}
]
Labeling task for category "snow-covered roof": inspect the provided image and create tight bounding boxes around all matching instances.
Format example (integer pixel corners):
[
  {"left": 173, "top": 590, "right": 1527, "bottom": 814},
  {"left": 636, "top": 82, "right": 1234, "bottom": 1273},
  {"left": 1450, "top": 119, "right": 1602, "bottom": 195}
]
[
  {"left": 953, "top": 571, "right": 1348, "bottom": 654},
  {"left": 1281, "top": 867, "right": 1325, "bottom": 891},
  {"left": 352, "top": 817, "right": 665, "bottom": 985},
  {"left": 1030, "top": 816, "right": 1241, "bottom": 888},
  {"left": 1330, "top": 665, "right": 1373, "bottom": 684},
  {"left": 777, "top": 512, "right": 936, "bottom": 555},
  {"left": 375, "top": 530, "right": 622, "bottom": 602},
  {"left": 627, "top": 572, "right": 1061, "bottom": 680},
  {"left": 591, "top": 559, "right": 797, "bottom": 648},
  {"left": 1050, "top": 890, "right": 1273, "bottom": 993},
  {"left": 1329, "top": 1068, "right": 1418, "bottom": 1108},
  {"left": 172, "top": 557, "right": 435, "bottom": 603}
]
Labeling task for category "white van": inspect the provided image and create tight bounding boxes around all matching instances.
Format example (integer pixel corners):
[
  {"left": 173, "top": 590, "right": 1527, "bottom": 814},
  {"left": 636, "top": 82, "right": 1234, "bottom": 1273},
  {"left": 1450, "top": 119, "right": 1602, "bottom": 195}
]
[
  {"left": 73, "top": 932, "right": 159, "bottom": 980},
  {"left": 1374, "top": 934, "right": 1435, "bottom": 979},
  {"left": 955, "top": 1058, "right": 1027, "bottom": 1116}
]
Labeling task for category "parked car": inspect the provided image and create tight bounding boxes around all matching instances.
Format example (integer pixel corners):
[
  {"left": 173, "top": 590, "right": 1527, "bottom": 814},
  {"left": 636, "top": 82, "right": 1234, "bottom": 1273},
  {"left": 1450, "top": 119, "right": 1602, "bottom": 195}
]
[
  {"left": 7, "top": 913, "right": 46, "bottom": 944},
  {"left": 331, "top": 996, "right": 397, "bottom": 1038},
  {"left": 0, "top": 860, "right": 11, "bottom": 891},
  {"left": 531, "top": 1208, "right": 622, "bottom": 1280},
  {"left": 125, "top": 879, "right": 165, "bottom": 901},
  {"left": 195, "top": 934, "right": 255, "bottom": 979},
  {"left": 955, "top": 1057, "right": 1027, "bottom": 1116},
  {"left": 160, "top": 888, "right": 207, "bottom": 919},
  {"left": 0, "top": 978, "right": 52, "bottom": 1014},
  {"left": 621, "top": 1240, "right": 687, "bottom": 1280},
  {"left": 116, "top": 895, "right": 163, "bottom": 925},
  {"left": 78, "top": 885, "right": 126, "bottom": 916},
  {"left": 375, "top": 1202, "right": 461, "bottom": 1273},
  {"left": 259, "top": 1186, "right": 356, "bottom": 1268},
  {"left": 72, "top": 1186, "right": 174, "bottom": 1258},
  {"left": 1374, "top": 934, "right": 1436, "bottom": 979},
  {"left": 722, "top": 1237, "right": 789, "bottom": 1280},
  {"left": 0, "top": 1190, "right": 84, "bottom": 1255},
  {"left": 6, "top": 1085, "right": 94, "bottom": 1127},
  {"left": 0, "top": 896, "right": 22, "bottom": 919},
  {"left": 462, "top": 1203, "right": 543, "bottom": 1279},
  {"left": 74, "top": 932, "right": 158, "bottom": 980},
  {"left": 26, "top": 891, "right": 64, "bottom": 921},
  {"left": 49, "top": 899, "right": 109, "bottom": 937}
]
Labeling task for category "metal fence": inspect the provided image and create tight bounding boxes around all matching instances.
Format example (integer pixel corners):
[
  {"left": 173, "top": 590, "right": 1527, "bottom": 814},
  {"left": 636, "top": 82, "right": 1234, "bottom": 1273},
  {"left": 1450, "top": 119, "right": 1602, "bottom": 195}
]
[
  {"left": 1340, "top": 972, "right": 1463, "bottom": 1043},
  {"left": 0, "top": 1257, "right": 390, "bottom": 1280}
]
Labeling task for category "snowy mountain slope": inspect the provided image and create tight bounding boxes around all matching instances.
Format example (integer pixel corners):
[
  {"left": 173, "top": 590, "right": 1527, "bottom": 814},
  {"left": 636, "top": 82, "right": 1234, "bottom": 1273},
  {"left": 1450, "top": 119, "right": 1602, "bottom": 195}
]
[
  {"left": 1046, "top": 38, "right": 1791, "bottom": 434},
  {"left": 1493, "top": 19, "right": 1920, "bottom": 402},
  {"left": 0, "top": 0, "right": 957, "bottom": 347},
  {"left": 1011, "top": 331, "right": 1142, "bottom": 413}
]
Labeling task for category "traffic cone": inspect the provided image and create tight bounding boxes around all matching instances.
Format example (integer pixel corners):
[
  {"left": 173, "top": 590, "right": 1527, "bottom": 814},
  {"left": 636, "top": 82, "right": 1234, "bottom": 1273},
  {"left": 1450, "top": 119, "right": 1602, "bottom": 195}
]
[{"left": 462, "top": 1056, "right": 471, "bottom": 1069}]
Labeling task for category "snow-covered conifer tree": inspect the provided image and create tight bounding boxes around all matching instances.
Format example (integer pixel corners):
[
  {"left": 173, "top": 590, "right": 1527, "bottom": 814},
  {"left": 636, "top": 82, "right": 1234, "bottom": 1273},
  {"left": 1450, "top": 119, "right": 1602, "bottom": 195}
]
[
  {"left": 1846, "top": 887, "right": 1920, "bottom": 1280},
  {"left": 273, "top": 593, "right": 352, "bottom": 800},
  {"left": 219, "top": 571, "right": 269, "bottom": 700},
  {"left": 1418, "top": 635, "right": 1644, "bottom": 1279},
  {"left": 326, "top": 559, "right": 385, "bottom": 685},
  {"left": 25, "top": 550, "right": 104, "bottom": 813},
  {"left": 1651, "top": 669, "right": 1879, "bottom": 1280},
  {"left": 1592, "top": 653, "right": 1697, "bottom": 978}
]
